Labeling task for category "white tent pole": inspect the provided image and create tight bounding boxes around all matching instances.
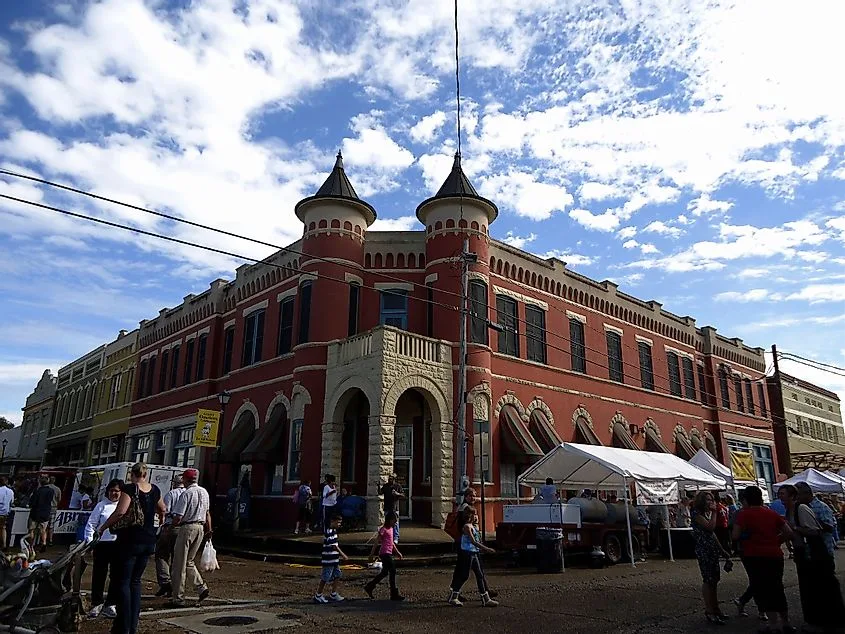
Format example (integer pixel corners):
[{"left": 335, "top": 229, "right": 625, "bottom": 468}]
[
  {"left": 664, "top": 504, "right": 674, "bottom": 562},
  {"left": 623, "top": 477, "right": 636, "bottom": 568}
]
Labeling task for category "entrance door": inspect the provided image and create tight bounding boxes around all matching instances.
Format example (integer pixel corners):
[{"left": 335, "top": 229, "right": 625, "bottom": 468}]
[{"left": 393, "top": 424, "right": 413, "bottom": 520}]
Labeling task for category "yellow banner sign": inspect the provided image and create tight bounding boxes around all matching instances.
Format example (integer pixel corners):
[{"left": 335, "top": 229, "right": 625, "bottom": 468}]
[
  {"left": 730, "top": 450, "right": 756, "bottom": 481},
  {"left": 194, "top": 409, "right": 221, "bottom": 447}
]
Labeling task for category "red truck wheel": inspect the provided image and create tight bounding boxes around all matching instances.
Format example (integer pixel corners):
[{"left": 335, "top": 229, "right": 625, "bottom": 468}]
[{"left": 603, "top": 534, "right": 622, "bottom": 564}]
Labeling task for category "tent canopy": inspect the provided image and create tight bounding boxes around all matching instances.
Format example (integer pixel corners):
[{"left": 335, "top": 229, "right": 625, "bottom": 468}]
[
  {"left": 519, "top": 442, "right": 727, "bottom": 490},
  {"left": 772, "top": 468, "right": 845, "bottom": 493},
  {"left": 689, "top": 448, "right": 733, "bottom": 485}
]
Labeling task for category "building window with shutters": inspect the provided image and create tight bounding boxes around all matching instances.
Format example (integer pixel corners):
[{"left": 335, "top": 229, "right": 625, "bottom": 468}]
[
  {"left": 196, "top": 333, "right": 208, "bottom": 381},
  {"left": 734, "top": 377, "right": 745, "bottom": 412},
  {"left": 667, "top": 352, "right": 682, "bottom": 396},
  {"left": 138, "top": 360, "right": 147, "bottom": 399},
  {"left": 222, "top": 327, "right": 234, "bottom": 374},
  {"left": 719, "top": 368, "right": 731, "bottom": 408},
  {"left": 526, "top": 306, "right": 547, "bottom": 364},
  {"left": 426, "top": 284, "right": 434, "bottom": 337},
  {"left": 469, "top": 281, "right": 489, "bottom": 345},
  {"left": 184, "top": 339, "right": 195, "bottom": 385},
  {"left": 169, "top": 345, "right": 180, "bottom": 389},
  {"left": 496, "top": 295, "right": 519, "bottom": 357},
  {"left": 473, "top": 420, "right": 492, "bottom": 483},
  {"left": 159, "top": 350, "right": 169, "bottom": 393},
  {"left": 757, "top": 383, "right": 767, "bottom": 417},
  {"left": 745, "top": 379, "right": 755, "bottom": 415},
  {"left": 606, "top": 330, "right": 623, "bottom": 382},
  {"left": 146, "top": 357, "right": 156, "bottom": 396},
  {"left": 242, "top": 309, "right": 266, "bottom": 367},
  {"left": 348, "top": 283, "right": 360, "bottom": 337},
  {"left": 682, "top": 357, "right": 696, "bottom": 400},
  {"left": 298, "top": 281, "right": 313, "bottom": 344},
  {"left": 570, "top": 318, "right": 587, "bottom": 373},
  {"left": 278, "top": 297, "right": 294, "bottom": 355},
  {"left": 697, "top": 364, "right": 708, "bottom": 405},
  {"left": 380, "top": 289, "right": 408, "bottom": 329},
  {"left": 638, "top": 342, "right": 654, "bottom": 390}
]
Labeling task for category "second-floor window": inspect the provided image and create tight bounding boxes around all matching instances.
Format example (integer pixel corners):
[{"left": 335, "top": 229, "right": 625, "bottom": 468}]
[
  {"left": 496, "top": 295, "right": 519, "bottom": 357},
  {"left": 469, "top": 281, "right": 489, "bottom": 345},
  {"left": 169, "top": 345, "right": 180, "bottom": 389},
  {"left": 719, "top": 369, "right": 731, "bottom": 408},
  {"left": 426, "top": 284, "right": 434, "bottom": 337},
  {"left": 380, "top": 289, "right": 408, "bottom": 329},
  {"left": 682, "top": 357, "right": 696, "bottom": 400},
  {"left": 298, "top": 281, "right": 313, "bottom": 344},
  {"left": 757, "top": 383, "right": 767, "bottom": 417},
  {"left": 159, "top": 350, "right": 169, "bottom": 392},
  {"left": 242, "top": 309, "right": 266, "bottom": 367},
  {"left": 184, "top": 339, "right": 195, "bottom": 385},
  {"left": 745, "top": 379, "right": 756, "bottom": 415},
  {"left": 146, "top": 356, "right": 156, "bottom": 397},
  {"left": 526, "top": 306, "right": 547, "bottom": 364},
  {"left": 570, "top": 318, "right": 586, "bottom": 373},
  {"left": 606, "top": 331, "right": 623, "bottom": 382},
  {"left": 278, "top": 297, "right": 295, "bottom": 355},
  {"left": 108, "top": 373, "right": 121, "bottom": 409},
  {"left": 196, "top": 334, "right": 208, "bottom": 381},
  {"left": 638, "top": 342, "right": 654, "bottom": 390},
  {"left": 348, "top": 283, "right": 360, "bottom": 337},
  {"left": 667, "top": 352, "right": 682, "bottom": 397},
  {"left": 138, "top": 360, "right": 147, "bottom": 399},
  {"left": 222, "top": 327, "right": 234, "bottom": 374},
  {"left": 697, "top": 364, "right": 708, "bottom": 405},
  {"left": 734, "top": 377, "right": 745, "bottom": 412}
]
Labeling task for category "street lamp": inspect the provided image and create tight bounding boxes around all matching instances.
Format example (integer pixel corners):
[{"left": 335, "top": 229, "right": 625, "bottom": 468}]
[{"left": 211, "top": 391, "right": 231, "bottom": 521}]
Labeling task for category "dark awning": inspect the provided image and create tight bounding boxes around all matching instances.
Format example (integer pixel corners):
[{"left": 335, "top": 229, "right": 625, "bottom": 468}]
[
  {"left": 574, "top": 416, "right": 603, "bottom": 446},
  {"left": 219, "top": 415, "right": 256, "bottom": 463},
  {"left": 645, "top": 427, "right": 671, "bottom": 453},
  {"left": 241, "top": 420, "right": 286, "bottom": 463},
  {"left": 500, "top": 406, "right": 543, "bottom": 463},
  {"left": 676, "top": 433, "right": 696, "bottom": 459},
  {"left": 612, "top": 421, "right": 639, "bottom": 450},
  {"left": 529, "top": 410, "right": 563, "bottom": 453}
]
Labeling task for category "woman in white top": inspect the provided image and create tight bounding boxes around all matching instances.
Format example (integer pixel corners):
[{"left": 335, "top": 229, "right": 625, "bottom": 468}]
[{"left": 84, "top": 478, "right": 122, "bottom": 618}]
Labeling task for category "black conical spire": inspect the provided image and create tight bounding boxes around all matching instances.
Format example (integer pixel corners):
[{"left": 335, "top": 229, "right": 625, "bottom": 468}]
[
  {"left": 434, "top": 152, "right": 480, "bottom": 198},
  {"left": 295, "top": 150, "right": 376, "bottom": 224}
]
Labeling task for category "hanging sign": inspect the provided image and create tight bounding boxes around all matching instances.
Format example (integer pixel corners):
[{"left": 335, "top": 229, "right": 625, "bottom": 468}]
[
  {"left": 635, "top": 480, "right": 680, "bottom": 506},
  {"left": 194, "top": 409, "right": 221, "bottom": 447},
  {"left": 730, "top": 450, "right": 756, "bottom": 482}
]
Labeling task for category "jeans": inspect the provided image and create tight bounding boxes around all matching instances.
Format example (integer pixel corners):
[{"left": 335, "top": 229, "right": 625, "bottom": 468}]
[
  {"left": 450, "top": 550, "right": 487, "bottom": 594},
  {"left": 91, "top": 541, "right": 118, "bottom": 606},
  {"left": 370, "top": 554, "right": 398, "bottom": 591},
  {"left": 110, "top": 541, "right": 155, "bottom": 634}
]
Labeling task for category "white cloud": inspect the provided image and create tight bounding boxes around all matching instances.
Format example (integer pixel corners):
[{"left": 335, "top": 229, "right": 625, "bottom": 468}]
[
  {"left": 688, "top": 194, "right": 734, "bottom": 216},
  {"left": 623, "top": 239, "right": 639, "bottom": 249},
  {"left": 714, "top": 289, "right": 775, "bottom": 303},
  {"left": 369, "top": 215, "right": 419, "bottom": 231},
  {"left": 736, "top": 268, "right": 769, "bottom": 279},
  {"left": 642, "top": 220, "right": 683, "bottom": 238},
  {"left": 569, "top": 208, "right": 619, "bottom": 232},
  {"left": 578, "top": 182, "right": 621, "bottom": 202},
  {"left": 0, "top": 361, "right": 60, "bottom": 384},
  {"left": 786, "top": 284, "right": 845, "bottom": 304},
  {"left": 480, "top": 172, "right": 573, "bottom": 221},
  {"left": 500, "top": 232, "right": 537, "bottom": 249},
  {"left": 640, "top": 243, "right": 660, "bottom": 254},
  {"left": 617, "top": 226, "right": 637, "bottom": 240},
  {"left": 540, "top": 249, "right": 595, "bottom": 267},
  {"left": 409, "top": 111, "right": 447, "bottom": 144}
]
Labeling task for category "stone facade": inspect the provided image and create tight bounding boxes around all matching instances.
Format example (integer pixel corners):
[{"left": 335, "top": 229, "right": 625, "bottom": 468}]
[{"left": 17, "top": 369, "right": 57, "bottom": 467}]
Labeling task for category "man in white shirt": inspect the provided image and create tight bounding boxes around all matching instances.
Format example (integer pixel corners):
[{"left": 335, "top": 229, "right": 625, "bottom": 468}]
[
  {"left": 0, "top": 476, "right": 14, "bottom": 549},
  {"left": 155, "top": 475, "right": 185, "bottom": 597},
  {"left": 168, "top": 469, "right": 211, "bottom": 607},
  {"left": 321, "top": 474, "right": 338, "bottom": 530}
]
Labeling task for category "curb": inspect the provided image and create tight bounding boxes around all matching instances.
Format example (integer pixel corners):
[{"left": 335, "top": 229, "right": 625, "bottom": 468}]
[{"left": 216, "top": 547, "right": 457, "bottom": 567}]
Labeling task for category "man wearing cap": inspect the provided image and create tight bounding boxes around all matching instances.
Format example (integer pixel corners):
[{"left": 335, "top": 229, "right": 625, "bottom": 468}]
[
  {"left": 168, "top": 469, "right": 211, "bottom": 607},
  {"left": 154, "top": 474, "right": 185, "bottom": 597},
  {"left": 381, "top": 473, "right": 405, "bottom": 543}
]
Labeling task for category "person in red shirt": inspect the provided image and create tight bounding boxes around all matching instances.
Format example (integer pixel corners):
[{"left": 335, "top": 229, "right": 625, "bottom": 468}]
[
  {"left": 715, "top": 497, "right": 731, "bottom": 554},
  {"left": 733, "top": 485, "right": 795, "bottom": 633}
]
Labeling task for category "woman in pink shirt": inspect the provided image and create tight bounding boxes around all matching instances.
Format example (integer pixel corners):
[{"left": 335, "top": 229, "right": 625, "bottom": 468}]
[{"left": 364, "top": 515, "right": 404, "bottom": 601}]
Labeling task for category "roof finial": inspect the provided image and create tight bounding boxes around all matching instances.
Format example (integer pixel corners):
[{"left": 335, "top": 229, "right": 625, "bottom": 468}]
[
  {"left": 453, "top": 151, "right": 461, "bottom": 169},
  {"left": 335, "top": 150, "right": 344, "bottom": 169}
]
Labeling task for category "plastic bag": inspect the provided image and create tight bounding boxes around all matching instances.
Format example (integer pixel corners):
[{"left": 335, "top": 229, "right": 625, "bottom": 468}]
[{"left": 199, "top": 540, "right": 220, "bottom": 573}]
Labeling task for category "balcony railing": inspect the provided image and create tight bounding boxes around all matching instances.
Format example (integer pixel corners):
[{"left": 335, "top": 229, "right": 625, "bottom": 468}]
[
  {"left": 395, "top": 330, "right": 442, "bottom": 363},
  {"left": 329, "top": 326, "right": 448, "bottom": 367}
]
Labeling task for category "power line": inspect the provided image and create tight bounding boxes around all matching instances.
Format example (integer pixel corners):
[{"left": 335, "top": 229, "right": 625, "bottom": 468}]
[
  {"left": 778, "top": 351, "right": 845, "bottom": 376},
  {"left": 777, "top": 354, "right": 845, "bottom": 379}
]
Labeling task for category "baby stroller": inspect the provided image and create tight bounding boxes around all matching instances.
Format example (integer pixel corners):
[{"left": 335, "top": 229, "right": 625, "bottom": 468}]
[{"left": 0, "top": 537, "right": 94, "bottom": 634}]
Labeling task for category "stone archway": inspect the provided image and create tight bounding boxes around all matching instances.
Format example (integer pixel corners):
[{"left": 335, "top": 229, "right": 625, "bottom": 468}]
[{"left": 322, "top": 375, "right": 381, "bottom": 479}]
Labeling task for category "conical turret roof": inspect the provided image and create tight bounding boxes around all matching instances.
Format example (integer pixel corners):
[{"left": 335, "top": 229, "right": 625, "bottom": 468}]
[
  {"left": 416, "top": 152, "right": 498, "bottom": 222},
  {"left": 295, "top": 151, "right": 376, "bottom": 225}
]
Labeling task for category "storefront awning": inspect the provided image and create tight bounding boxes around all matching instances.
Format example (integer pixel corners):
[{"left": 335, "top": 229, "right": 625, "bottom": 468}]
[
  {"left": 219, "top": 416, "right": 256, "bottom": 463},
  {"left": 500, "top": 405, "right": 544, "bottom": 463},
  {"left": 675, "top": 433, "right": 696, "bottom": 460},
  {"left": 574, "top": 416, "right": 603, "bottom": 446},
  {"left": 645, "top": 427, "right": 671, "bottom": 454},
  {"left": 529, "top": 410, "right": 563, "bottom": 453},
  {"left": 241, "top": 421, "right": 286, "bottom": 463},
  {"left": 612, "top": 422, "right": 639, "bottom": 451}
]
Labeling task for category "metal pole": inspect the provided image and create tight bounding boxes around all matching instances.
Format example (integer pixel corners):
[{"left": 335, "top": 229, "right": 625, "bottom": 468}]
[
  {"left": 211, "top": 402, "right": 226, "bottom": 520},
  {"left": 623, "top": 477, "right": 636, "bottom": 568},
  {"left": 456, "top": 237, "right": 469, "bottom": 495},
  {"left": 480, "top": 418, "right": 486, "bottom": 543},
  {"left": 664, "top": 505, "right": 675, "bottom": 562}
]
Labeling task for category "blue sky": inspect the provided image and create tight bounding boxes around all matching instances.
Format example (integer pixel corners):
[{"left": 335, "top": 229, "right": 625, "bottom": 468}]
[{"left": 2, "top": 0, "right": 845, "bottom": 425}]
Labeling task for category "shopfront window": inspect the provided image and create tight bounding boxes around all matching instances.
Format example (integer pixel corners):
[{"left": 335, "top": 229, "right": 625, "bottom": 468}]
[
  {"left": 288, "top": 419, "right": 303, "bottom": 481},
  {"left": 174, "top": 426, "right": 196, "bottom": 467}
]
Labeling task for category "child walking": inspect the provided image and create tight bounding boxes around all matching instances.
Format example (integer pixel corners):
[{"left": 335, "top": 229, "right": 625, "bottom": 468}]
[
  {"left": 364, "top": 514, "right": 405, "bottom": 601},
  {"left": 448, "top": 507, "right": 498, "bottom": 607},
  {"left": 314, "top": 513, "right": 348, "bottom": 604}
]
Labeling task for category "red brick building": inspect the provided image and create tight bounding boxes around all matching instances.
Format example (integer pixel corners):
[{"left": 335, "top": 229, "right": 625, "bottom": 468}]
[{"left": 127, "top": 153, "right": 780, "bottom": 529}]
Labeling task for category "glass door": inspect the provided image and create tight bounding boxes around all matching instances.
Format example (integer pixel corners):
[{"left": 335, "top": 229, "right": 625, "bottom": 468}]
[{"left": 393, "top": 425, "right": 413, "bottom": 520}]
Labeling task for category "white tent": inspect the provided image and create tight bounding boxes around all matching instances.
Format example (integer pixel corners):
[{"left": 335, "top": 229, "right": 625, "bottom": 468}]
[
  {"left": 519, "top": 443, "right": 728, "bottom": 490},
  {"left": 826, "top": 471, "right": 845, "bottom": 487},
  {"left": 688, "top": 449, "right": 733, "bottom": 485},
  {"left": 771, "top": 468, "right": 845, "bottom": 493}
]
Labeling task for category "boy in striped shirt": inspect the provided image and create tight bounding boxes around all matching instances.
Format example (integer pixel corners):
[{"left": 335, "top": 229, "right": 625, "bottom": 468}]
[{"left": 314, "top": 514, "right": 348, "bottom": 604}]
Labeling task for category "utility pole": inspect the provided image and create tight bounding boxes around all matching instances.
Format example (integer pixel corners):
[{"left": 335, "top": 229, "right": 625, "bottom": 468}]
[
  {"left": 456, "top": 236, "right": 470, "bottom": 495},
  {"left": 770, "top": 344, "right": 793, "bottom": 476}
]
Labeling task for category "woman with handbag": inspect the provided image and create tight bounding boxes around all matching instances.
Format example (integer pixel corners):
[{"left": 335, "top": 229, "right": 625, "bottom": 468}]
[
  {"left": 691, "top": 491, "right": 732, "bottom": 625},
  {"left": 781, "top": 484, "right": 845, "bottom": 631},
  {"left": 99, "top": 463, "right": 166, "bottom": 634}
]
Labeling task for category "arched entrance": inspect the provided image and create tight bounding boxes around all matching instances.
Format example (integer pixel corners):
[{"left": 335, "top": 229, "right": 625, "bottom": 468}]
[
  {"left": 242, "top": 400, "right": 288, "bottom": 494},
  {"left": 337, "top": 389, "right": 370, "bottom": 496},
  {"left": 393, "top": 389, "right": 434, "bottom": 522}
]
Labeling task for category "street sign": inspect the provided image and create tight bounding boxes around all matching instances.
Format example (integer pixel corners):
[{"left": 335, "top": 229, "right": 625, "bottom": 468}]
[{"left": 195, "top": 409, "right": 220, "bottom": 447}]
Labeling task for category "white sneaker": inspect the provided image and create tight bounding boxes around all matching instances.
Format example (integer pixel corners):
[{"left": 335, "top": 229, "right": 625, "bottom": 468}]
[
  {"left": 313, "top": 594, "right": 329, "bottom": 604},
  {"left": 101, "top": 605, "right": 117, "bottom": 619},
  {"left": 294, "top": 529, "right": 299, "bottom": 535},
  {"left": 305, "top": 528, "right": 313, "bottom": 534},
  {"left": 330, "top": 592, "right": 345, "bottom": 602},
  {"left": 87, "top": 604, "right": 103, "bottom": 618}
]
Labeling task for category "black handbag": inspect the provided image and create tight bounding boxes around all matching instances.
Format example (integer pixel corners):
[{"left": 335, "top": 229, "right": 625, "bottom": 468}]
[{"left": 111, "top": 485, "right": 145, "bottom": 532}]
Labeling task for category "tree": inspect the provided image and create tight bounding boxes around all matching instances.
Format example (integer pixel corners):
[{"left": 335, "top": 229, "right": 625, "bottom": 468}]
[{"left": 0, "top": 417, "right": 14, "bottom": 431}]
